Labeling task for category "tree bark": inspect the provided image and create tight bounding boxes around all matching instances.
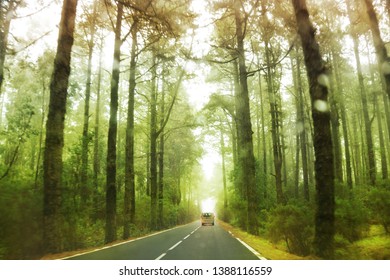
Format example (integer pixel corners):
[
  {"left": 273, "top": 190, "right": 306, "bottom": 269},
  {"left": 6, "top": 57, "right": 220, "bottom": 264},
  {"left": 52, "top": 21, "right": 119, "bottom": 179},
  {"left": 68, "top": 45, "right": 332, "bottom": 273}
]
[
  {"left": 93, "top": 35, "right": 103, "bottom": 212},
  {"left": 150, "top": 52, "right": 158, "bottom": 231},
  {"left": 0, "top": 1, "right": 15, "bottom": 95},
  {"left": 43, "top": 0, "right": 78, "bottom": 254},
  {"left": 81, "top": 2, "right": 97, "bottom": 205},
  {"left": 364, "top": 0, "right": 390, "bottom": 100},
  {"left": 328, "top": 58, "right": 343, "bottom": 184},
  {"left": 158, "top": 85, "right": 165, "bottom": 230},
  {"left": 368, "top": 48, "right": 389, "bottom": 180},
  {"left": 105, "top": 2, "right": 123, "bottom": 244},
  {"left": 292, "top": 0, "right": 335, "bottom": 259},
  {"left": 265, "top": 41, "right": 285, "bottom": 204},
  {"left": 347, "top": 1, "right": 377, "bottom": 185},
  {"left": 220, "top": 120, "right": 228, "bottom": 211},
  {"left": 292, "top": 49, "right": 310, "bottom": 200},
  {"left": 124, "top": 20, "right": 137, "bottom": 239},
  {"left": 234, "top": 0, "right": 258, "bottom": 235},
  {"left": 260, "top": 1, "right": 285, "bottom": 204}
]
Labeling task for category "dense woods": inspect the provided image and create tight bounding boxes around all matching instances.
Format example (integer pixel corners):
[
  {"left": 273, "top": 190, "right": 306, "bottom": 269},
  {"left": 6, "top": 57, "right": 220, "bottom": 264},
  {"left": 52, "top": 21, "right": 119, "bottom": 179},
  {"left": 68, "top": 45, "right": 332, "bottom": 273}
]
[{"left": 0, "top": 0, "right": 389, "bottom": 259}]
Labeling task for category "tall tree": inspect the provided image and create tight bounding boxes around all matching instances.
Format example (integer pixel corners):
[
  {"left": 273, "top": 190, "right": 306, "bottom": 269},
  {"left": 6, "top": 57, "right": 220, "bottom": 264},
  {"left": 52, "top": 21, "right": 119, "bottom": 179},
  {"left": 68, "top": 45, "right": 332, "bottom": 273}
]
[
  {"left": 292, "top": 47, "right": 310, "bottom": 200},
  {"left": 93, "top": 33, "right": 104, "bottom": 214},
  {"left": 364, "top": 0, "right": 390, "bottom": 100},
  {"left": 105, "top": 1, "right": 123, "bottom": 244},
  {"left": 233, "top": 0, "right": 258, "bottom": 234},
  {"left": 346, "top": 0, "right": 376, "bottom": 185},
  {"left": 0, "top": 0, "right": 18, "bottom": 95},
  {"left": 43, "top": 0, "right": 78, "bottom": 254},
  {"left": 80, "top": 0, "right": 98, "bottom": 205},
  {"left": 291, "top": 0, "right": 335, "bottom": 259},
  {"left": 123, "top": 18, "right": 138, "bottom": 239},
  {"left": 0, "top": 0, "right": 12, "bottom": 94}
]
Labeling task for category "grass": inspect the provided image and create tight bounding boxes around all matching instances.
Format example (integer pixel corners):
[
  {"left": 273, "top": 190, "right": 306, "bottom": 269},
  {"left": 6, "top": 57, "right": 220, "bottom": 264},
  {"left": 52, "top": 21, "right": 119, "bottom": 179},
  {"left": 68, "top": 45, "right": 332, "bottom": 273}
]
[
  {"left": 340, "top": 225, "right": 390, "bottom": 260},
  {"left": 217, "top": 220, "right": 306, "bottom": 260},
  {"left": 219, "top": 221, "right": 390, "bottom": 260}
]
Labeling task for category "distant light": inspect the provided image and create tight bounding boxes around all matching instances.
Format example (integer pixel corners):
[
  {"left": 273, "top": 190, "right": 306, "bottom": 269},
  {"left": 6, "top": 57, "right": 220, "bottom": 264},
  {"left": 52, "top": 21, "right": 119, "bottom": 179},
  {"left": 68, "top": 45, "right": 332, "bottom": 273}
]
[{"left": 201, "top": 198, "right": 215, "bottom": 213}]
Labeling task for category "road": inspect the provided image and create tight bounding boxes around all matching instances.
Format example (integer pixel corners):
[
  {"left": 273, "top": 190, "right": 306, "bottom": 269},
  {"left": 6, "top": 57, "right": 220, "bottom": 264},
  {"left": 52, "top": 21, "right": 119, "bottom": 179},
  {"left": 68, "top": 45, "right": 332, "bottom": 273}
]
[{"left": 66, "top": 221, "right": 264, "bottom": 260}]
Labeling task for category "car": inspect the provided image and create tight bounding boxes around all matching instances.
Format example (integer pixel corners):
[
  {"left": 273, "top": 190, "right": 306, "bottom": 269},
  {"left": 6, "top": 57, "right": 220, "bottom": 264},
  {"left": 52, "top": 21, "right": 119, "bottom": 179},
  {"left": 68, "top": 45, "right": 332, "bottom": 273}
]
[{"left": 200, "top": 212, "right": 215, "bottom": 226}]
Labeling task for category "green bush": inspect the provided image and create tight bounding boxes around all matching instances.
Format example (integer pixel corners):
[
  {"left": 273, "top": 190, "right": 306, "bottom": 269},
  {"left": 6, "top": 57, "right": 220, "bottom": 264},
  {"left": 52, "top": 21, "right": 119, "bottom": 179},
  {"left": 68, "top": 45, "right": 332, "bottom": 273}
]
[
  {"left": 366, "top": 187, "right": 390, "bottom": 234},
  {"left": 266, "top": 204, "right": 313, "bottom": 256},
  {"left": 335, "top": 198, "right": 370, "bottom": 242},
  {"left": 0, "top": 180, "right": 43, "bottom": 259},
  {"left": 229, "top": 194, "right": 248, "bottom": 230}
]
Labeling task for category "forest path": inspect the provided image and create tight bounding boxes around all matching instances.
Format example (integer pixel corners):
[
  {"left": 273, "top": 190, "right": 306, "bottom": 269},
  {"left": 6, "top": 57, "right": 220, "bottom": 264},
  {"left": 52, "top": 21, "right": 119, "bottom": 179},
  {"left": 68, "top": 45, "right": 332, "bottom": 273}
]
[{"left": 65, "top": 221, "right": 263, "bottom": 260}]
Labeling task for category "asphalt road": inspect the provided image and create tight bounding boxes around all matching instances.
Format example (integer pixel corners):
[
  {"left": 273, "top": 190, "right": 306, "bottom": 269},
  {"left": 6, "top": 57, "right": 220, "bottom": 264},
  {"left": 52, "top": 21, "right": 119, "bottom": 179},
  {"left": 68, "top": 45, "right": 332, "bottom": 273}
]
[{"left": 66, "top": 221, "right": 263, "bottom": 260}]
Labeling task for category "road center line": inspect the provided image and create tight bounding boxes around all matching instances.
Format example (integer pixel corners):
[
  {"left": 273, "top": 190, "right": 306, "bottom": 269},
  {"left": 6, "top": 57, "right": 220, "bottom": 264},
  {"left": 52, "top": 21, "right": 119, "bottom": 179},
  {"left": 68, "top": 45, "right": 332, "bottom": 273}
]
[
  {"left": 156, "top": 224, "right": 201, "bottom": 260},
  {"left": 169, "top": 240, "right": 182, "bottom": 251},
  {"left": 155, "top": 253, "right": 166, "bottom": 260}
]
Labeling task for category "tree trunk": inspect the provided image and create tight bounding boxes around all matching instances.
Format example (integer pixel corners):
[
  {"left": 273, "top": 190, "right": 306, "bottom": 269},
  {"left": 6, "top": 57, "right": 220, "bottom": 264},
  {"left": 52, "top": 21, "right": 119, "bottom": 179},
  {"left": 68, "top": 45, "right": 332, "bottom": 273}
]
[
  {"left": 234, "top": 0, "right": 258, "bottom": 235},
  {"left": 158, "top": 88, "right": 165, "bottom": 230},
  {"left": 93, "top": 35, "right": 103, "bottom": 212},
  {"left": 346, "top": 1, "right": 377, "bottom": 185},
  {"left": 105, "top": 2, "right": 123, "bottom": 244},
  {"left": 386, "top": 0, "right": 390, "bottom": 20},
  {"left": 364, "top": 0, "right": 390, "bottom": 100},
  {"left": 265, "top": 41, "right": 285, "bottom": 204},
  {"left": 35, "top": 80, "right": 47, "bottom": 189},
  {"left": 257, "top": 60, "right": 267, "bottom": 198},
  {"left": 333, "top": 52, "right": 353, "bottom": 190},
  {"left": 80, "top": 3, "right": 97, "bottom": 205},
  {"left": 368, "top": 50, "right": 389, "bottom": 180},
  {"left": 220, "top": 121, "right": 228, "bottom": 211},
  {"left": 150, "top": 52, "right": 158, "bottom": 231},
  {"left": 328, "top": 59, "right": 343, "bottom": 184},
  {"left": 124, "top": 20, "right": 137, "bottom": 239},
  {"left": 43, "top": 0, "right": 78, "bottom": 254},
  {"left": 296, "top": 51, "right": 310, "bottom": 201},
  {"left": 292, "top": 0, "right": 335, "bottom": 259},
  {"left": 292, "top": 50, "right": 310, "bottom": 200},
  {"left": 0, "top": 1, "right": 15, "bottom": 95}
]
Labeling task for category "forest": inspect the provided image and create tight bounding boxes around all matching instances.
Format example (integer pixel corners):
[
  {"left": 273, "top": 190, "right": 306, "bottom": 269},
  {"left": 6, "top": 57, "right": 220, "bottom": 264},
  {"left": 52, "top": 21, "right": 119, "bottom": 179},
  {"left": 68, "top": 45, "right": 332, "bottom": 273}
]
[{"left": 0, "top": 0, "right": 390, "bottom": 260}]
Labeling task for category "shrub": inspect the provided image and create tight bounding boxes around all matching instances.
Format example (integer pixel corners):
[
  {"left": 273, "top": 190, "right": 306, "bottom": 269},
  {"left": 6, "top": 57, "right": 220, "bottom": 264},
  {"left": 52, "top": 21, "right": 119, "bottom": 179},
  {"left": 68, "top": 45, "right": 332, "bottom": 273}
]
[
  {"left": 229, "top": 194, "right": 248, "bottom": 230},
  {"left": 366, "top": 187, "right": 390, "bottom": 234},
  {"left": 0, "top": 180, "right": 43, "bottom": 259},
  {"left": 266, "top": 204, "right": 313, "bottom": 256},
  {"left": 335, "top": 198, "right": 370, "bottom": 242}
]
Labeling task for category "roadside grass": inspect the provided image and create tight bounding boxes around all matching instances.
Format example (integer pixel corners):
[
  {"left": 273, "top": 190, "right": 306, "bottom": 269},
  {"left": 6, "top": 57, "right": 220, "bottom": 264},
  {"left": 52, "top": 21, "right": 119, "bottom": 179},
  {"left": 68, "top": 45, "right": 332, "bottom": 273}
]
[
  {"left": 217, "top": 220, "right": 306, "bottom": 260},
  {"left": 337, "top": 225, "right": 390, "bottom": 260},
  {"left": 219, "top": 221, "right": 390, "bottom": 260}
]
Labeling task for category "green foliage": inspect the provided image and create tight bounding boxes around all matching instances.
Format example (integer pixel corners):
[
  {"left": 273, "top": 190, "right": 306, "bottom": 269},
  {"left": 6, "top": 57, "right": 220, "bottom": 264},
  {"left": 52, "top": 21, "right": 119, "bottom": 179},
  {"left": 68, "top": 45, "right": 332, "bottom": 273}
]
[
  {"left": 0, "top": 179, "right": 43, "bottom": 259},
  {"left": 366, "top": 187, "right": 390, "bottom": 234},
  {"left": 335, "top": 197, "right": 370, "bottom": 242},
  {"left": 266, "top": 203, "right": 314, "bottom": 256},
  {"left": 229, "top": 193, "right": 248, "bottom": 230}
]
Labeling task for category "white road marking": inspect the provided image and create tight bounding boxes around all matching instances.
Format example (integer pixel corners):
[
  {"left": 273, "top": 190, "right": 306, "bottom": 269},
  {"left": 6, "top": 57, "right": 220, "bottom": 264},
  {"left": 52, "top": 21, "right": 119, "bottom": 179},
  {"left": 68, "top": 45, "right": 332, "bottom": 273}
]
[
  {"left": 169, "top": 241, "right": 182, "bottom": 251},
  {"left": 156, "top": 225, "right": 201, "bottom": 260},
  {"left": 62, "top": 222, "right": 196, "bottom": 260},
  {"left": 155, "top": 253, "right": 166, "bottom": 260},
  {"left": 236, "top": 238, "right": 267, "bottom": 260}
]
